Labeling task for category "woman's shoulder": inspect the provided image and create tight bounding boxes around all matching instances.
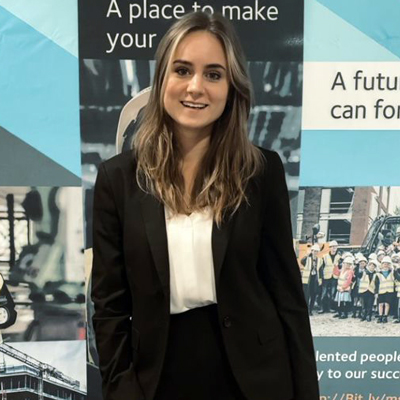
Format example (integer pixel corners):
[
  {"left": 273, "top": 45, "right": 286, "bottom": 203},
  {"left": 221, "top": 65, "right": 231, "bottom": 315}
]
[
  {"left": 254, "top": 145, "right": 283, "bottom": 169},
  {"left": 253, "top": 145, "right": 286, "bottom": 185},
  {"left": 100, "top": 149, "right": 137, "bottom": 176}
]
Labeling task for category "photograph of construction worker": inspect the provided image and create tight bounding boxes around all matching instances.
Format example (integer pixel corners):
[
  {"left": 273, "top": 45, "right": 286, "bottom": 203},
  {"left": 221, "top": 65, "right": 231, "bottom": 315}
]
[
  {"left": 300, "top": 244, "right": 322, "bottom": 315},
  {"left": 333, "top": 256, "right": 355, "bottom": 319},
  {"left": 319, "top": 241, "right": 341, "bottom": 314},
  {"left": 375, "top": 256, "right": 396, "bottom": 323},
  {"left": 352, "top": 254, "right": 368, "bottom": 318},
  {"left": 296, "top": 186, "right": 400, "bottom": 333},
  {"left": 358, "top": 259, "right": 378, "bottom": 322}
]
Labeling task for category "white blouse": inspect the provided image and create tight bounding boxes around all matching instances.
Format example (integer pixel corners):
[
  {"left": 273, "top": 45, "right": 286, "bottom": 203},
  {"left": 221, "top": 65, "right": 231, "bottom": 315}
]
[{"left": 164, "top": 205, "right": 217, "bottom": 314}]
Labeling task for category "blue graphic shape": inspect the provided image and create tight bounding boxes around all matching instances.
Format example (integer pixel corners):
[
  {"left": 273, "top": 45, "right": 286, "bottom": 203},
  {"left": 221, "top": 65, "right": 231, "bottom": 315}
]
[
  {"left": 0, "top": 0, "right": 78, "bottom": 57},
  {"left": 0, "top": 6, "right": 81, "bottom": 177},
  {"left": 317, "top": 0, "right": 400, "bottom": 59},
  {"left": 0, "top": 126, "right": 80, "bottom": 186},
  {"left": 304, "top": 0, "right": 399, "bottom": 61},
  {"left": 300, "top": 130, "right": 400, "bottom": 187}
]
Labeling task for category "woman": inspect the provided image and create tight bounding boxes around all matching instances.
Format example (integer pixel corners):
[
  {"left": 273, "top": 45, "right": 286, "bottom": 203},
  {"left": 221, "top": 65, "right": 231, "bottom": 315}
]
[{"left": 91, "top": 11, "right": 319, "bottom": 400}]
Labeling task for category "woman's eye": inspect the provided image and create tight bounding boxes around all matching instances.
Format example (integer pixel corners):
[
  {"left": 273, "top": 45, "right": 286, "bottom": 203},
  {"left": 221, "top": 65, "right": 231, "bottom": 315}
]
[
  {"left": 175, "top": 67, "right": 189, "bottom": 76},
  {"left": 207, "top": 72, "right": 221, "bottom": 81}
]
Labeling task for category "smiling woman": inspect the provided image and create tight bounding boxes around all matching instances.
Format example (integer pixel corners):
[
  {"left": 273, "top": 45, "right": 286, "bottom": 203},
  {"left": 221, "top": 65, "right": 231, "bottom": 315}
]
[
  {"left": 163, "top": 30, "right": 229, "bottom": 149},
  {"left": 91, "top": 10, "right": 320, "bottom": 400}
]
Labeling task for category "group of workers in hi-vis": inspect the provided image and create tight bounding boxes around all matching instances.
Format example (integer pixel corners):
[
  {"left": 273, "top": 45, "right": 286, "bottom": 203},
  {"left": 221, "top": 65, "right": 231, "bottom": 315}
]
[{"left": 300, "top": 240, "right": 400, "bottom": 324}]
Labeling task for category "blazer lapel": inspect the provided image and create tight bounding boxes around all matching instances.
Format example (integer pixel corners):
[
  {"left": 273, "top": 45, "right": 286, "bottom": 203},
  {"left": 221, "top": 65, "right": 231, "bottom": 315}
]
[
  {"left": 139, "top": 192, "right": 170, "bottom": 296},
  {"left": 212, "top": 214, "right": 236, "bottom": 290},
  {"left": 139, "top": 192, "right": 237, "bottom": 296}
]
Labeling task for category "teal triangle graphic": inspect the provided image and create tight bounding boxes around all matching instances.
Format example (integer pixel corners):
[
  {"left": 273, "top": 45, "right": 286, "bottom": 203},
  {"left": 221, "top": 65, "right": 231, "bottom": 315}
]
[
  {"left": 0, "top": 0, "right": 77, "bottom": 57},
  {"left": 305, "top": 0, "right": 399, "bottom": 61},
  {"left": 0, "top": 126, "right": 81, "bottom": 186},
  {"left": 0, "top": 6, "right": 81, "bottom": 177},
  {"left": 317, "top": 0, "right": 400, "bottom": 59}
]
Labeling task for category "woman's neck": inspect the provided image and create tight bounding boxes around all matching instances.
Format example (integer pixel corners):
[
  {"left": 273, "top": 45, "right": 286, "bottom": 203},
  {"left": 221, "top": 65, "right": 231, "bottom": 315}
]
[
  {"left": 176, "top": 131, "right": 211, "bottom": 165},
  {"left": 174, "top": 131, "right": 211, "bottom": 210}
]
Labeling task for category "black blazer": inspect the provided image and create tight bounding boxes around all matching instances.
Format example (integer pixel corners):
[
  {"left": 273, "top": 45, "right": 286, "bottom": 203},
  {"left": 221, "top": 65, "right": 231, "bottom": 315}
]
[{"left": 91, "top": 147, "right": 319, "bottom": 400}]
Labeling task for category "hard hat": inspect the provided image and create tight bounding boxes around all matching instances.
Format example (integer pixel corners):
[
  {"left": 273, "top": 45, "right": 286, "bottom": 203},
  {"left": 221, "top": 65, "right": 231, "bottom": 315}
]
[
  {"left": 369, "top": 253, "right": 377, "bottom": 260},
  {"left": 391, "top": 253, "right": 400, "bottom": 260},
  {"left": 342, "top": 252, "right": 355, "bottom": 261},
  {"left": 329, "top": 240, "right": 338, "bottom": 247},
  {"left": 311, "top": 244, "right": 320, "bottom": 251},
  {"left": 368, "top": 259, "right": 379, "bottom": 268},
  {"left": 343, "top": 256, "right": 354, "bottom": 265},
  {"left": 377, "top": 250, "right": 385, "bottom": 256},
  {"left": 381, "top": 256, "right": 392, "bottom": 264},
  {"left": 358, "top": 255, "right": 367, "bottom": 263}
]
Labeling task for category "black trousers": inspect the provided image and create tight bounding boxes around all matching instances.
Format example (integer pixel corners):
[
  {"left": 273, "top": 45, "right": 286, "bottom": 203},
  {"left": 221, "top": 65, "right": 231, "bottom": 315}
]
[{"left": 153, "top": 304, "right": 247, "bottom": 400}]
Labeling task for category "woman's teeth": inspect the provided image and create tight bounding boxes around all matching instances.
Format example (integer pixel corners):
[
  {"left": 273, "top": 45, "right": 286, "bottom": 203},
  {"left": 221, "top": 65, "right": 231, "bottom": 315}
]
[{"left": 181, "top": 101, "right": 208, "bottom": 109}]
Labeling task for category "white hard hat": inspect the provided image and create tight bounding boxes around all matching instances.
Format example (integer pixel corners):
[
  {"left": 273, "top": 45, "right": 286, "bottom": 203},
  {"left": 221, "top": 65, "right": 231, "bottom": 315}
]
[
  {"left": 368, "top": 259, "right": 379, "bottom": 268},
  {"left": 343, "top": 256, "right": 354, "bottom": 265},
  {"left": 358, "top": 255, "right": 367, "bottom": 263},
  {"left": 381, "top": 256, "right": 392, "bottom": 264},
  {"left": 329, "top": 240, "right": 338, "bottom": 247},
  {"left": 369, "top": 253, "right": 377, "bottom": 260},
  {"left": 342, "top": 252, "right": 355, "bottom": 261},
  {"left": 377, "top": 250, "right": 386, "bottom": 256}
]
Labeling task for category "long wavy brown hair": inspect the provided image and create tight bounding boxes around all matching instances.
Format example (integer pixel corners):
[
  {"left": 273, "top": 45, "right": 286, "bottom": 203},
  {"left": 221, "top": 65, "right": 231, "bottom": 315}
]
[{"left": 133, "top": 11, "right": 264, "bottom": 227}]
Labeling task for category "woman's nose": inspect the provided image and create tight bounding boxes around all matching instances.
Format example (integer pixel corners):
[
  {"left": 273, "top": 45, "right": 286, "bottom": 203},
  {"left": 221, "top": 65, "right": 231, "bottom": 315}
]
[{"left": 187, "top": 74, "right": 204, "bottom": 95}]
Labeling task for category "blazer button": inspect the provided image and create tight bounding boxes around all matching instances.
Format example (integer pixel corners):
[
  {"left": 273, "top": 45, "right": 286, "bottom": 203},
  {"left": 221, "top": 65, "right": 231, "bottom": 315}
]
[{"left": 223, "top": 316, "right": 232, "bottom": 328}]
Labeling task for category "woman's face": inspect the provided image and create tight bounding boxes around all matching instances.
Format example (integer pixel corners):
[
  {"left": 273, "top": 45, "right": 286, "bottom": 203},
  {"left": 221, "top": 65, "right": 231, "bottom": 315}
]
[{"left": 163, "top": 30, "right": 229, "bottom": 139}]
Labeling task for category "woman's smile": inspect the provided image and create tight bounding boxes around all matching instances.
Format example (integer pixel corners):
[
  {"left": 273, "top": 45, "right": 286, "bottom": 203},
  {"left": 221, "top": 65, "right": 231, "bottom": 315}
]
[{"left": 180, "top": 101, "right": 209, "bottom": 110}]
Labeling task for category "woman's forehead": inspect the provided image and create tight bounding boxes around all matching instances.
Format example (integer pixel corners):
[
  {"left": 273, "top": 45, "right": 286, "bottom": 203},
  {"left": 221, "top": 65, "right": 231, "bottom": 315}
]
[{"left": 172, "top": 31, "right": 227, "bottom": 67}]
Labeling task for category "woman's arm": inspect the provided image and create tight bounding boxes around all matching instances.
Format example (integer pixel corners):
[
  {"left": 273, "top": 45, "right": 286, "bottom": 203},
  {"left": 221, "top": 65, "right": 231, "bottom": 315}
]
[
  {"left": 259, "top": 150, "right": 320, "bottom": 400},
  {"left": 91, "top": 162, "right": 144, "bottom": 400}
]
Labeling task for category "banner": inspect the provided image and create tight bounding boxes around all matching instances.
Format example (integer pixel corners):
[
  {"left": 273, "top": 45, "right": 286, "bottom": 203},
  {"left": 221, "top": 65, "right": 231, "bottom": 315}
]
[
  {"left": 0, "top": 0, "right": 398, "bottom": 399},
  {"left": 301, "top": 0, "right": 400, "bottom": 398}
]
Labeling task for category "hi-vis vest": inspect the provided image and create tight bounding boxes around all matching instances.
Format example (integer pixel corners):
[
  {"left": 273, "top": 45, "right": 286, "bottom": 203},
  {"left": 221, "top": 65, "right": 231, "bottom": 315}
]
[
  {"left": 322, "top": 253, "right": 341, "bottom": 280},
  {"left": 337, "top": 269, "right": 352, "bottom": 292},
  {"left": 302, "top": 256, "right": 323, "bottom": 285},
  {"left": 376, "top": 271, "right": 395, "bottom": 294},
  {"left": 358, "top": 271, "right": 376, "bottom": 294}
]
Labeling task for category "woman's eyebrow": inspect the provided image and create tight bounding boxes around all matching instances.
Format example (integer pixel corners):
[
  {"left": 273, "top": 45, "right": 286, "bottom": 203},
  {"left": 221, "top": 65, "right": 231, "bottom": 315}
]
[{"left": 172, "top": 59, "right": 226, "bottom": 70}]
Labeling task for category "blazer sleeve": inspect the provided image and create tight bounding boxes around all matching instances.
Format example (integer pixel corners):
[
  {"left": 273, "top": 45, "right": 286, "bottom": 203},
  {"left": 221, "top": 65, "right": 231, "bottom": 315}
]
[
  {"left": 259, "top": 150, "right": 320, "bottom": 400},
  {"left": 91, "top": 162, "right": 144, "bottom": 400}
]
